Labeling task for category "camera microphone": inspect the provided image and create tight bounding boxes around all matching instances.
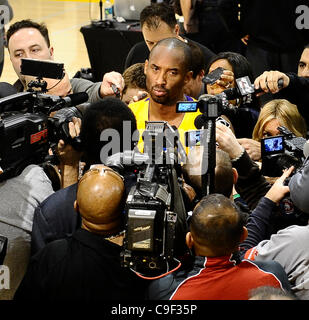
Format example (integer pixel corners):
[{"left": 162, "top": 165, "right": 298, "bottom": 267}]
[
  {"left": 194, "top": 115, "right": 204, "bottom": 129},
  {"left": 49, "top": 92, "right": 89, "bottom": 112}
]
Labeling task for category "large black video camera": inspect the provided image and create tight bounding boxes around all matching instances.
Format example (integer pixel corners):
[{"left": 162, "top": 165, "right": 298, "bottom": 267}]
[
  {"left": 106, "top": 121, "right": 187, "bottom": 278},
  {"left": 0, "top": 59, "right": 88, "bottom": 181},
  {"left": 261, "top": 126, "right": 307, "bottom": 177}
]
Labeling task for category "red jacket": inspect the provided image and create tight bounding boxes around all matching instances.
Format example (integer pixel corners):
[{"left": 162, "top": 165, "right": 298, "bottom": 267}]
[{"left": 147, "top": 255, "right": 287, "bottom": 300}]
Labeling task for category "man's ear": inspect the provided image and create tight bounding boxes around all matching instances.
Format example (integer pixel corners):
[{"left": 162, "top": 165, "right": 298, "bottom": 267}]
[
  {"left": 198, "top": 69, "right": 205, "bottom": 79},
  {"left": 240, "top": 226, "right": 248, "bottom": 243},
  {"left": 74, "top": 200, "right": 79, "bottom": 213},
  {"left": 49, "top": 46, "right": 54, "bottom": 60},
  {"left": 174, "top": 24, "right": 180, "bottom": 36},
  {"left": 144, "top": 60, "right": 148, "bottom": 75},
  {"left": 232, "top": 167, "right": 238, "bottom": 185},
  {"left": 186, "top": 231, "right": 194, "bottom": 249},
  {"left": 184, "top": 70, "right": 193, "bottom": 86}
]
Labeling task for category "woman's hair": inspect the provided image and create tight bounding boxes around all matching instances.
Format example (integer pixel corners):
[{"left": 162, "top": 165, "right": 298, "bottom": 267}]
[
  {"left": 206, "top": 51, "right": 255, "bottom": 84},
  {"left": 252, "top": 99, "right": 307, "bottom": 141},
  {"left": 205, "top": 51, "right": 259, "bottom": 109}
]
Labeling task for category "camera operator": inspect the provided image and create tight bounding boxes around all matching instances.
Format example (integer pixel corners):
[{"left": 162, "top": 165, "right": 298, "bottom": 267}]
[
  {"left": 31, "top": 98, "right": 139, "bottom": 255},
  {"left": 239, "top": 99, "right": 307, "bottom": 162},
  {"left": 240, "top": 163, "right": 309, "bottom": 300},
  {"left": 6, "top": 19, "right": 124, "bottom": 101},
  {"left": 0, "top": 115, "right": 81, "bottom": 300},
  {"left": 14, "top": 165, "right": 149, "bottom": 301},
  {"left": 214, "top": 122, "right": 309, "bottom": 299},
  {"left": 147, "top": 193, "right": 291, "bottom": 300}
]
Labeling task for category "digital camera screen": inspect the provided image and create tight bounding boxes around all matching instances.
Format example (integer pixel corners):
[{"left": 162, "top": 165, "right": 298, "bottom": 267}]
[
  {"left": 176, "top": 102, "right": 198, "bottom": 113},
  {"left": 261, "top": 136, "right": 284, "bottom": 155},
  {"left": 185, "top": 130, "right": 202, "bottom": 147}
]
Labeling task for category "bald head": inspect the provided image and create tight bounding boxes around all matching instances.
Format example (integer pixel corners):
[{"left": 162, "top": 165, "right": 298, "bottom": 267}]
[
  {"left": 75, "top": 165, "right": 125, "bottom": 236},
  {"left": 149, "top": 38, "right": 192, "bottom": 73},
  {"left": 190, "top": 194, "right": 248, "bottom": 256},
  {"left": 183, "top": 148, "right": 235, "bottom": 198}
]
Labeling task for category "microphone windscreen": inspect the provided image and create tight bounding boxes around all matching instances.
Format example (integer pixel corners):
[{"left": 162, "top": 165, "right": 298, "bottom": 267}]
[
  {"left": 195, "top": 115, "right": 206, "bottom": 129},
  {"left": 68, "top": 92, "right": 89, "bottom": 106}
]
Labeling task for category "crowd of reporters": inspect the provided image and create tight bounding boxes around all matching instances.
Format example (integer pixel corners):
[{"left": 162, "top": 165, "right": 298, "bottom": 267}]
[{"left": 0, "top": 1, "right": 309, "bottom": 301}]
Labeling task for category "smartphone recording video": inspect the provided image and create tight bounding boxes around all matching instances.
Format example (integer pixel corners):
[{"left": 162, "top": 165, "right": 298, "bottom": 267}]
[{"left": 202, "top": 67, "right": 225, "bottom": 85}]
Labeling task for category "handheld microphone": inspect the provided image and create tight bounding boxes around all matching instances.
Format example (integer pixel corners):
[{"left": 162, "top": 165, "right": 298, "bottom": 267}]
[{"left": 222, "top": 78, "right": 284, "bottom": 100}]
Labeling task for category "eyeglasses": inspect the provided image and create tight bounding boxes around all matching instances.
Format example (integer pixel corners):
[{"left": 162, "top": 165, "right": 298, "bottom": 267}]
[{"left": 90, "top": 164, "right": 124, "bottom": 180}]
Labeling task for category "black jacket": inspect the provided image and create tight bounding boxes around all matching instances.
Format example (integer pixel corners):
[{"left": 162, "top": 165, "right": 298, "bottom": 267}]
[
  {"left": 16, "top": 228, "right": 149, "bottom": 301},
  {"left": 31, "top": 183, "right": 79, "bottom": 255},
  {"left": 276, "top": 73, "right": 309, "bottom": 126},
  {"left": 218, "top": 0, "right": 308, "bottom": 52}
]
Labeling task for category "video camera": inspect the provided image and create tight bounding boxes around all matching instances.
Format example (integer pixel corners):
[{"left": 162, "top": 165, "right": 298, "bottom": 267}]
[
  {"left": 261, "top": 126, "right": 307, "bottom": 177},
  {"left": 175, "top": 75, "right": 268, "bottom": 120},
  {"left": 106, "top": 121, "right": 187, "bottom": 278},
  {"left": 0, "top": 58, "right": 88, "bottom": 181}
]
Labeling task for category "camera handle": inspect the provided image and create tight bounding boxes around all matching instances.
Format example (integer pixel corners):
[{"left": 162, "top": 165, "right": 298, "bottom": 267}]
[{"left": 27, "top": 76, "right": 48, "bottom": 93}]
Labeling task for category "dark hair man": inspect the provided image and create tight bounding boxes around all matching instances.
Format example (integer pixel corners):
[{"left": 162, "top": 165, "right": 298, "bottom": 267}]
[
  {"left": 6, "top": 19, "right": 124, "bottom": 100},
  {"left": 147, "top": 193, "right": 291, "bottom": 300},
  {"left": 31, "top": 97, "right": 138, "bottom": 255},
  {"left": 14, "top": 165, "right": 148, "bottom": 301},
  {"left": 298, "top": 44, "right": 309, "bottom": 78},
  {"left": 183, "top": 41, "right": 206, "bottom": 99},
  {"left": 124, "top": 2, "right": 214, "bottom": 72}
]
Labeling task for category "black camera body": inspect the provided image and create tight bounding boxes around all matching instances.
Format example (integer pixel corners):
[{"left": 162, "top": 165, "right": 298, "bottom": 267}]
[
  {"left": 176, "top": 94, "right": 227, "bottom": 118},
  {"left": 261, "top": 126, "right": 306, "bottom": 177},
  {"left": 0, "top": 111, "right": 49, "bottom": 180},
  {"left": 0, "top": 58, "right": 86, "bottom": 180},
  {"left": 107, "top": 122, "right": 186, "bottom": 277},
  {"left": 0, "top": 105, "right": 83, "bottom": 180},
  {"left": 121, "top": 163, "right": 177, "bottom": 275}
]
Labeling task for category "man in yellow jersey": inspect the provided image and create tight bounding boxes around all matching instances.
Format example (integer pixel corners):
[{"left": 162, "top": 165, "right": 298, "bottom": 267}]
[{"left": 129, "top": 37, "right": 201, "bottom": 153}]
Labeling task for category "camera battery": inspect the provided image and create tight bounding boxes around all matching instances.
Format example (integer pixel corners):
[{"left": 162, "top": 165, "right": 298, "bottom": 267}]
[{"left": 127, "top": 209, "right": 156, "bottom": 252}]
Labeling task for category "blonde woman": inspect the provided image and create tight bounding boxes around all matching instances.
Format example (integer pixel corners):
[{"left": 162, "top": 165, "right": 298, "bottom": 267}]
[
  {"left": 252, "top": 99, "right": 307, "bottom": 141},
  {"left": 238, "top": 99, "right": 307, "bottom": 161}
]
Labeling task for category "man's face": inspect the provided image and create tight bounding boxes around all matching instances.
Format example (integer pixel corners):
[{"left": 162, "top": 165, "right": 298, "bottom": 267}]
[
  {"left": 144, "top": 45, "right": 191, "bottom": 106},
  {"left": 142, "top": 21, "right": 179, "bottom": 51},
  {"left": 298, "top": 48, "right": 309, "bottom": 78},
  {"left": 121, "top": 86, "right": 141, "bottom": 105},
  {"left": 8, "top": 27, "right": 54, "bottom": 81}
]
